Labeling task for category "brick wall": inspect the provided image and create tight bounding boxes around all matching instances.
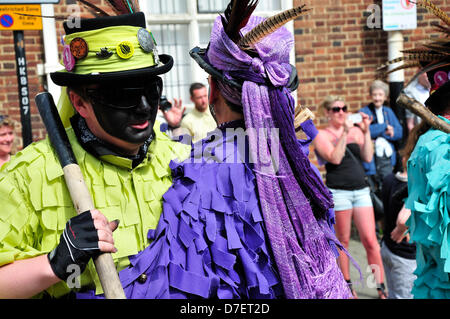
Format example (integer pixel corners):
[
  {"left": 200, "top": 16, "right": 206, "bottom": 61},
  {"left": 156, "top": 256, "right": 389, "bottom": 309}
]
[{"left": 0, "top": 0, "right": 446, "bottom": 156}]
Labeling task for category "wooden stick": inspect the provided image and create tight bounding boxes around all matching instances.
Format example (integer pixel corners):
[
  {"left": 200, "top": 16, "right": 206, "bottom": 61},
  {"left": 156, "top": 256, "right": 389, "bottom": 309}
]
[
  {"left": 35, "top": 92, "right": 126, "bottom": 299},
  {"left": 396, "top": 93, "right": 450, "bottom": 133},
  {"left": 294, "top": 104, "right": 315, "bottom": 140}
]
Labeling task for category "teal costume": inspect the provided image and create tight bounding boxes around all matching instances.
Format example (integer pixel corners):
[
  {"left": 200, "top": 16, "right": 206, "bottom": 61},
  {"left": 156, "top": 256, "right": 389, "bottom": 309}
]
[
  {"left": 0, "top": 122, "right": 190, "bottom": 297},
  {"left": 406, "top": 116, "right": 450, "bottom": 298}
]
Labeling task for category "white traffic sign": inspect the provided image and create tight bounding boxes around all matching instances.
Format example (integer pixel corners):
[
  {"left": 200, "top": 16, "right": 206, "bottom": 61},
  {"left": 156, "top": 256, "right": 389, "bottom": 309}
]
[{"left": 382, "top": 0, "right": 417, "bottom": 31}]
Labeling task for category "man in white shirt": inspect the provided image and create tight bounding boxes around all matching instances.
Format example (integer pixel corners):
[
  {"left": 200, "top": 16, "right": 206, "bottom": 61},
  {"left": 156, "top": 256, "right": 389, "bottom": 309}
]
[{"left": 178, "top": 83, "right": 217, "bottom": 143}]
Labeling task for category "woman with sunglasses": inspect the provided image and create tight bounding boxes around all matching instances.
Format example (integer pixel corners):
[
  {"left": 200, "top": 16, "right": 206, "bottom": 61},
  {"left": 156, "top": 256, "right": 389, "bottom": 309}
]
[
  {"left": 313, "top": 95, "right": 387, "bottom": 298},
  {"left": 0, "top": 115, "right": 16, "bottom": 168}
]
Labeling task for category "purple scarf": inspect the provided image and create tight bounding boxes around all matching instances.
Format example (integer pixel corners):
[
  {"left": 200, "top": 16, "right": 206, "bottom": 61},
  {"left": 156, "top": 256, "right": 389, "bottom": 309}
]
[{"left": 207, "top": 16, "right": 350, "bottom": 298}]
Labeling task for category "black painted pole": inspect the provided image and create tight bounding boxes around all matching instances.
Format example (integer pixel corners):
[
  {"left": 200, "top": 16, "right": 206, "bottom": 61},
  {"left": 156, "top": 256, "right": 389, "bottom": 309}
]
[{"left": 13, "top": 30, "right": 33, "bottom": 147}]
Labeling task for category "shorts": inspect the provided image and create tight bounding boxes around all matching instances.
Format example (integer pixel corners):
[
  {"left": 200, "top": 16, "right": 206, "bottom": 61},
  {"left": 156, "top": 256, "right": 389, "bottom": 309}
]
[{"left": 328, "top": 187, "right": 372, "bottom": 211}]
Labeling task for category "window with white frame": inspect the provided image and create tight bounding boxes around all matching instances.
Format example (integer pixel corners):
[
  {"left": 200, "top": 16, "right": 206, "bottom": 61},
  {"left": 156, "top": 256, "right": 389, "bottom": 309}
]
[{"left": 140, "top": 0, "right": 294, "bottom": 106}]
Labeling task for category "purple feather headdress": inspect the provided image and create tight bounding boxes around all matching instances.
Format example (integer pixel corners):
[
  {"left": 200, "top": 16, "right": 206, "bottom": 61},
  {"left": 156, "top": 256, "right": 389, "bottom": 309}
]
[{"left": 190, "top": 1, "right": 351, "bottom": 299}]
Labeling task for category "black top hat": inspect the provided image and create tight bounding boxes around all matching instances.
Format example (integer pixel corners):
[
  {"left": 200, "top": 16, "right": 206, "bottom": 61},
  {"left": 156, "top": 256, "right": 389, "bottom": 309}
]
[{"left": 51, "top": 12, "right": 173, "bottom": 87}]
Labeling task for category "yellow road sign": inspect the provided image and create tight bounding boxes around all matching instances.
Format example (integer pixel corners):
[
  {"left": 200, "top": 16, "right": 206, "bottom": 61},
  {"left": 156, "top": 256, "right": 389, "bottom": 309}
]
[{"left": 0, "top": 5, "right": 43, "bottom": 31}]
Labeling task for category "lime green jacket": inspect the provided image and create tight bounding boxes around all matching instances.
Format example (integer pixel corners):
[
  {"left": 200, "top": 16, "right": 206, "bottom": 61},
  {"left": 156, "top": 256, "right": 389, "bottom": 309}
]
[{"left": 0, "top": 123, "right": 190, "bottom": 298}]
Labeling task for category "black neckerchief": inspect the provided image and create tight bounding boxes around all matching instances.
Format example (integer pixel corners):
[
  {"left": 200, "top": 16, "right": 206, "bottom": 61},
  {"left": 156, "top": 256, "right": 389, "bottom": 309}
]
[
  {"left": 217, "top": 119, "right": 246, "bottom": 131},
  {"left": 70, "top": 114, "right": 153, "bottom": 169}
]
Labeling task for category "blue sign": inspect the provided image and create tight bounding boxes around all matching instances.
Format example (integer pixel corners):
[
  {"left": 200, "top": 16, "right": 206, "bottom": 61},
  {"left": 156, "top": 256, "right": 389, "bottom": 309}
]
[{"left": 0, "top": 13, "right": 13, "bottom": 28}]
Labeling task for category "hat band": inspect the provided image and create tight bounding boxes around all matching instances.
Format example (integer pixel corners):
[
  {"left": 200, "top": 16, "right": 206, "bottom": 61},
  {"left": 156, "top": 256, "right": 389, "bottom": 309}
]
[{"left": 61, "top": 26, "right": 157, "bottom": 75}]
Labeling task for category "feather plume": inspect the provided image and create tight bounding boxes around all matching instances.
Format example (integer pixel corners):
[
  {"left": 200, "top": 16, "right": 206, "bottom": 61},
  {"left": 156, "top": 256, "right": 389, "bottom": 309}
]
[
  {"left": 419, "top": 60, "right": 450, "bottom": 76},
  {"left": 77, "top": 0, "right": 109, "bottom": 17},
  {"left": 238, "top": 4, "right": 311, "bottom": 49},
  {"left": 432, "top": 23, "right": 450, "bottom": 35},
  {"left": 423, "top": 43, "right": 450, "bottom": 55},
  {"left": 105, "top": 0, "right": 140, "bottom": 15},
  {"left": 382, "top": 62, "right": 422, "bottom": 76},
  {"left": 222, "top": 0, "right": 259, "bottom": 43},
  {"left": 402, "top": 45, "right": 450, "bottom": 56},
  {"left": 413, "top": 0, "right": 450, "bottom": 26},
  {"left": 377, "top": 52, "right": 445, "bottom": 72},
  {"left": 401, "top": 47, "right": 431, "bottom": 55}
]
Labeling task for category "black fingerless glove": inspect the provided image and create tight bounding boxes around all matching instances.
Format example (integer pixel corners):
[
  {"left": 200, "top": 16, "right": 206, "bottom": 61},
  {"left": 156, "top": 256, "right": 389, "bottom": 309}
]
[{"left": 48, "top": 210, "right": 101, "bottom": 281}]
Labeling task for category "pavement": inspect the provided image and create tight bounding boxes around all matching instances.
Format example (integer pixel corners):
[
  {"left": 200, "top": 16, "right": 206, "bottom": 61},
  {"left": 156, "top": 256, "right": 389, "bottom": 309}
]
[{"left": 347, "top": 238, "right": 380, "bottom": 299}]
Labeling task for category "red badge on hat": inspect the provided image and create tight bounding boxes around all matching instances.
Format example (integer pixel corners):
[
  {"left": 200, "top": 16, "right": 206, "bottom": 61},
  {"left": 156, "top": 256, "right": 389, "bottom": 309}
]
[{"left": 70, "top": 37, "right": 89, "bottom": 60}]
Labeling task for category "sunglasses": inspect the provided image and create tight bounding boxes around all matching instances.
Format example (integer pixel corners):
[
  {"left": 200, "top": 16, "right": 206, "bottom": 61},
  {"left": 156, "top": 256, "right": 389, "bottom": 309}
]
[
  {"left": 0, "top": 115, "right": 11, "bottom": 125},
  {"left": 85, "top": 77, "right": 163, "bottom": 109},
  {"left": 328, "top": 105, "right": 348, "bottom": 113}
]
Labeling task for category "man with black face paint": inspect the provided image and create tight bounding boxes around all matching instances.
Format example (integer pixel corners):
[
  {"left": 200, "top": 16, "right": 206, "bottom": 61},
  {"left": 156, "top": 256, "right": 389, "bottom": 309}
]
[
  {"left": 0, "top": 11, "right": 190, "bottom": 298},
  {"left": 68, "top": 77, "right": 163, "bottom": 160}
]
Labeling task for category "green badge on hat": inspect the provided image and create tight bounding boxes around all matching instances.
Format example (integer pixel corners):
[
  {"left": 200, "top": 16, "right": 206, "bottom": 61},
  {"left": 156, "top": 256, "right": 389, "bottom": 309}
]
[{"left": 116, "top": 41, "right": 134, "bottom": 59}]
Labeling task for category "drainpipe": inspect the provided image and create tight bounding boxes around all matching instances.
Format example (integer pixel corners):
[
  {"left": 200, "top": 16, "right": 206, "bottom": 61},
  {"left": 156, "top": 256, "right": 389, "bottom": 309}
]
[
  {"left": 387, "top": 30, "right": 407, "bottom": 169},
  {"left": 41, "top": 4, "right": 61, "bottom": 103}
]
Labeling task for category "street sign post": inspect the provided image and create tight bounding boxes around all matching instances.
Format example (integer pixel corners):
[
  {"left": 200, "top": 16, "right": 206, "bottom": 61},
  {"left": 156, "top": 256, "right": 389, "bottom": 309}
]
[
  {"left": 0, "top": 4, "right": 44, "bottom": 147},
  {"left": 14, "top": 30, "right": 33, "bottom": 147},
  {"left": 382, "top": 0, "right": 417, "bottom": 148}
]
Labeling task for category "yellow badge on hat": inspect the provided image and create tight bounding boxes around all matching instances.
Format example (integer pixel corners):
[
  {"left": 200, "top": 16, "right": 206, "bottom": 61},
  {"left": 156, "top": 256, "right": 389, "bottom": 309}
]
[{"left": 116, "top": 41, "right": 134, "bottom": 59}]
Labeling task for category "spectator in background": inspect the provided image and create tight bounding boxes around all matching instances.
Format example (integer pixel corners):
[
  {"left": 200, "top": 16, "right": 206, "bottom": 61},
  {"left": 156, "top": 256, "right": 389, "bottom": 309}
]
[
  {"left": 380, "top": 149, "right": 416, "bottom": 299},
  {"left": 360, "top": 80, "right": 403, "bottom": 183},
  {"left": 360, "top": 80, "right": 403, "bottom": 227},
  {"left": 0, "top": 115, "right": 16, "bottom": 168},
  {"left": 313, "top": 95, "right": 387, "bottom": 299},
  {"left": 156, "top": 96, "right": 185, "bottom": 138},
  {"left": 404, "top": 71, "right": 430, "bottom": 132},
  {"left": 178, "top": 83, "right": 216, "bottom": 142}
]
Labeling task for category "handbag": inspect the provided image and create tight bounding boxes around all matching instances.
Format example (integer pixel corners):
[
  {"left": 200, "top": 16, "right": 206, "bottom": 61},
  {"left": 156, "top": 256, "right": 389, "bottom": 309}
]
[
  {"left": 366, "top": 175, "right": 385, "bottom": 220},
  {"left": 345, "top": 146, "right": 384, "bottom": 219}
]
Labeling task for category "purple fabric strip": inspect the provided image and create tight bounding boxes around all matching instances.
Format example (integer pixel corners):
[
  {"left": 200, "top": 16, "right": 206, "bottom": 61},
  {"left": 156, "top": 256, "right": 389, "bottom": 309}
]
[{"left": 169, "top": 262, "right": 211, "bottom": 298}]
